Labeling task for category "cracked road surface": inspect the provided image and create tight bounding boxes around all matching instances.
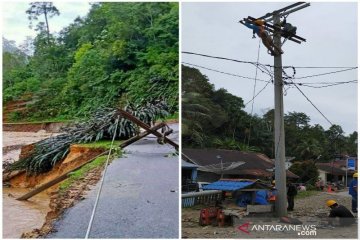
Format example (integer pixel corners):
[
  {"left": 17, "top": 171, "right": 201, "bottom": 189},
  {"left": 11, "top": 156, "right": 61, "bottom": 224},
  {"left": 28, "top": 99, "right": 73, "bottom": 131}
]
[{"left": 48, "top": 124, "right": 179, "bottom": 238}]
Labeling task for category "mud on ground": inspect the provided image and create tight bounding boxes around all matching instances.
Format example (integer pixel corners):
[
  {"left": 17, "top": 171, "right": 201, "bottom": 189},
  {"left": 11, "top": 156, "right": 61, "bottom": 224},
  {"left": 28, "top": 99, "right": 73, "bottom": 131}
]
[
  {"left": 3, "top": 131, "right": 59, "bottom": 166},
  {"left": 21, "top": 164, "right": 106, "bottom": 238},
  {"left": 3, "top": 131, "right": 106, "bottom": 238},
  {"left": 182, "top": 191, "right": 358, "bottom": 239}
]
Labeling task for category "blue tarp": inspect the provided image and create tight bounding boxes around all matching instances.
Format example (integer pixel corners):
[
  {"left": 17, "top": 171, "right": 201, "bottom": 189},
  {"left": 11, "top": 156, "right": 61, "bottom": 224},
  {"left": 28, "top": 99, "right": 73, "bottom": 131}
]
[
  {"left": 236, "top": 192, "right": 253, "bottom": 207},
  {"left": 203, "top": 180, "right": 269, "bottom": 206},
  {"left": 202, "top": 181, "right": 254, "bottom": 191},
  {"left": 236, "top": 190, "right": 269, "bottom": 206},
  {"left": 255, "top": 190, "right": 269, "bottom": 205}
]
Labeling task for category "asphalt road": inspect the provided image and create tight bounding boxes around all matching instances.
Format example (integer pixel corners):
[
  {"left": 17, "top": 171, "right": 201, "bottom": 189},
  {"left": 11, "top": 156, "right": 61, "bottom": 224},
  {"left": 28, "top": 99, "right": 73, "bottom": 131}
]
[{"left": 48, "top": 123, "right": 179, "bottom": 238}]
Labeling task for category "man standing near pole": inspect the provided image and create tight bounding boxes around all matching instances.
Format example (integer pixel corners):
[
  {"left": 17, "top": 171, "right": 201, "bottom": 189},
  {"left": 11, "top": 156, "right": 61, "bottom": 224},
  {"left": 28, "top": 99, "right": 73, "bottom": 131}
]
[{"left": 349, "top": 172, "right": 358, "bottom": 213}]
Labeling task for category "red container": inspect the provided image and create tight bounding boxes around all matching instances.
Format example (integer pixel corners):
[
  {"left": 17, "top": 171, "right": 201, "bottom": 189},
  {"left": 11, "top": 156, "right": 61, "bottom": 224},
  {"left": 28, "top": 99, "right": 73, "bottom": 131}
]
[{"left": 199, "top": 207, "right": 219, "bottom": 226}]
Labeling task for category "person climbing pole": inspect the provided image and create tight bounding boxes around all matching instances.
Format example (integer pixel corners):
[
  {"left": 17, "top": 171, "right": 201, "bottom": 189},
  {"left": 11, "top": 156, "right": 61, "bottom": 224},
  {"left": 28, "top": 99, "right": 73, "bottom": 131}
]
[{"left": 240, "top": 19, "right": 283, "bottom": 56}]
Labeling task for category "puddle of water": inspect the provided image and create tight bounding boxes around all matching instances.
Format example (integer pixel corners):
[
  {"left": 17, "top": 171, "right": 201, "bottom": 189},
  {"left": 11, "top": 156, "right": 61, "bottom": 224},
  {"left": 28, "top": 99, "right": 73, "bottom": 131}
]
[{"left": 3, "top": 188, "right": 50, "bottom": 238}]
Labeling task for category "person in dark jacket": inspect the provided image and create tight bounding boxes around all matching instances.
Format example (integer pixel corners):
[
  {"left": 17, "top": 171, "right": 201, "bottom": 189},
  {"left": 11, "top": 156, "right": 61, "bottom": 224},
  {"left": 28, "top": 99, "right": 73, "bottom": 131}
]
[
  {"left": 326, "top": 200, "right": 356, "bottom": 226},
  {"left": 287, "top": 182, "right": 298, "bottom": 211}
]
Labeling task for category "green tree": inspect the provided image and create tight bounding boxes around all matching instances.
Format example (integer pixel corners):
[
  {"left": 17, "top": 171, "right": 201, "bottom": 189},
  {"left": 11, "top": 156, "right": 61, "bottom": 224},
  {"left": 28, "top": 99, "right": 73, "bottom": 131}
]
[
  {"left": 289, "top": 160, "right": 319, "bottom": 185},
  {"left": 5, "top": 2, "right": 178, "bottom": 121},
  {"left": 26, "top": 2, "right": 60, "bottom": 43},
  {"left": 294, "top": 138, "right": 322, "bottom": 160},
  {"left": 325, "top": 125, "right": 346, "bottom": 156},
  {"left": 3, "top": 51, "right": 27, "bottom": 89},
  {"left": 345, "top": 131, "right": 358, "bottom": 156}
]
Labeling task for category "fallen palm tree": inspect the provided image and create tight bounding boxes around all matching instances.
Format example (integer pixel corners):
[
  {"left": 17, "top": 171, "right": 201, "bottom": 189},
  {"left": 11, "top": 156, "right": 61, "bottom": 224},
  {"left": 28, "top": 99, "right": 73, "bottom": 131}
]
[{"left": 7, "top": 101, "right": 169, "bottom": 174}]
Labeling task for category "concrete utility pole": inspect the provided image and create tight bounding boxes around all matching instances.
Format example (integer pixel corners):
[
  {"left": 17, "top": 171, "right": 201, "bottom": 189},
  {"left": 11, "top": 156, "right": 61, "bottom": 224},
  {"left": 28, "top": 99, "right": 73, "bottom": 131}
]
[
  {"left": 242, "top": 2, "right": 309, "bottom": 217},
  {"left": 271, "top": 3, "right": 309, "bottom": 217},
  {"left": 272, "top": 11, "right": 287, "bottom": 217}
]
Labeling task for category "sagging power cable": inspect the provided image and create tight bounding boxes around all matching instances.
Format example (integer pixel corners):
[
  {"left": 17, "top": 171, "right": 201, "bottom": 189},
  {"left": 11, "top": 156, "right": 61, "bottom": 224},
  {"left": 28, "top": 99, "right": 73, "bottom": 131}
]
[
  {"left": 182, "top": 61, "right": 355, "bottom": 89},
  {"left": 294, "top": 80, "right": 358, "bottom": 88},
  {"left": 292, "top": 67, "right": 357, "bottom": 80},
  {"left": 182, "top": 51, "right": 358, "bottom": 69},
  {"left": 85, "top": 116, "right": 120, "bottom": 238},
  {"left": 247, "top": 39, "right": 261, "bottom": 146},
  {"left": 244, "top": 81, "right": 272, "bottom": 106},
  {"left": 289, "top": 79, "right": 333, "bottom": 126},
  {"left": 182, "top": 62, "right": 270, "bottom": 83}
]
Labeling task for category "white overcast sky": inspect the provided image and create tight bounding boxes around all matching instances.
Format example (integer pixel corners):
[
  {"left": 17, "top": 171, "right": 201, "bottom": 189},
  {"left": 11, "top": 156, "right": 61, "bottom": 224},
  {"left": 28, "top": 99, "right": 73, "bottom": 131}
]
[
  {"left": 182, "top": 2, "right": 358, "bottom": 135},
  {"left": 1, "top": 1, "right": 91, "bottom": 46}
]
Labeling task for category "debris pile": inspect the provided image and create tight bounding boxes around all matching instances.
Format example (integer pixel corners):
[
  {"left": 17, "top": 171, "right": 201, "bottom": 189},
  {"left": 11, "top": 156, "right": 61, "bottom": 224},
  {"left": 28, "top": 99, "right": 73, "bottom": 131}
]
[{"left": 6, "top": 101, "right": 169, "bottom": 174}]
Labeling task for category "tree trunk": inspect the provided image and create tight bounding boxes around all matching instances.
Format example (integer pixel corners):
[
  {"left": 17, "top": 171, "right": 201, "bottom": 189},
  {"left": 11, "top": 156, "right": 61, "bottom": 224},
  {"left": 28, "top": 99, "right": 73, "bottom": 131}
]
[{"left": 43, "top": 6, "right": 50, "bottom": 44}]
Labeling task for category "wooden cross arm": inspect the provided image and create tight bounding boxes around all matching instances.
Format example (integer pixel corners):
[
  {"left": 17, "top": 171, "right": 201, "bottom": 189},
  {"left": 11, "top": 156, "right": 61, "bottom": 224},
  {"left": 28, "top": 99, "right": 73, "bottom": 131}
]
[{"left": 117, "top": 109, "right": 179, "bottom": 150}]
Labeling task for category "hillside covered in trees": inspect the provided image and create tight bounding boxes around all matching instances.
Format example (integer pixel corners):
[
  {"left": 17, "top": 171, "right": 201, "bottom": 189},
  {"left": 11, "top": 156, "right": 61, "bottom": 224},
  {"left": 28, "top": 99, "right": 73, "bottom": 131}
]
[
  {"left": 182, "top": 65, "right": 357, "bottom": 162},
  {"left": 3, "top": 2, "right": 178, "bottom": 121}
]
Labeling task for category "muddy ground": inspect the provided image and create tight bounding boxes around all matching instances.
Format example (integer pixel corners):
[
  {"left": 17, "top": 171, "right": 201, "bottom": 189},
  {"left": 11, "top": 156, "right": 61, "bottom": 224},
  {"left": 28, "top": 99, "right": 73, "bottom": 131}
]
[
  {"left": 2, "top": 131, "right": 104, "bottom": 238},
  {"left": 21, "top": 165, "right": 106, "bottom": 238},
  {"left": 182, "top": 190, "right": 358, "bottom": 239},
  {"left": 3, "top": 188, "right": 50, "bottom": 238},
  {"left": 3, "top": 131, "right": 58, "bottom": 165}
]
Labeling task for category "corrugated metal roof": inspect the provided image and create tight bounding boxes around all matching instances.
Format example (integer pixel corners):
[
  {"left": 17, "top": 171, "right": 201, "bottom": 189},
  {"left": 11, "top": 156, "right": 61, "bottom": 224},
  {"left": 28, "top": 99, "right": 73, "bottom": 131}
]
[
  {"left": 203, "top": 180, "right": 254, "bottom": 191},
  {"left": 183, "top": 148, "right": 299, "bottom": 178}
]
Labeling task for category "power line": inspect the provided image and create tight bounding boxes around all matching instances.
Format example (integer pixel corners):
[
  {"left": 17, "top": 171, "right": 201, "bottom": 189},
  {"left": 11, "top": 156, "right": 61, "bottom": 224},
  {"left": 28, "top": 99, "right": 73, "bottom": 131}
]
[
  {"left": 292, "top": 67, "right": 357, "bottom": 80},
  {"left": 244, "top": 81, "right": 271, "bottom": 106},
  {"left": 182, "top": 51, "right": 260, "bottom": 65},
  {"left": 288, "top": 66, "right": 357, "bottom": 69},
  {"left": 182, "top": 60, "right": 272, "bottom": 108},
  {"left": 182, "top": 62, "right": 356, "bottom": 89},
  {"left": 248, "top": 39, "right": 261, "bottom": 146},
  {"left": 85, "top": 117, "right": 119, "bottom": 238},
  {"left": 290, "top": 79, "right": 333, "bottom": 126},
  {"left": 182, "top": 51, "right": 358, "bottom": 69},
  {"left": 295, "top": 80, "right": 358, "bottom": 89},
  {"left": 294, "top": 80, "right": 358, "bottom": 85},
  {"left": 182, "top": 62, "right": 270, "bottom": 83}
]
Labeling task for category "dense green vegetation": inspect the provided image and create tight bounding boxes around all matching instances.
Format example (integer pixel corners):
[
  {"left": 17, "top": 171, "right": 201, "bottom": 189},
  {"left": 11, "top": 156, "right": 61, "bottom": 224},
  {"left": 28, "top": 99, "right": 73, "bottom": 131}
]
[
  {"left": 3, "top": 2, "right": 178, "bottom": 121},
  {"left": 182, "top": 65, "right": 358, "bottom": 163},
  {"left": 289, "top": 160, "right": 319, "bottom": 185}
]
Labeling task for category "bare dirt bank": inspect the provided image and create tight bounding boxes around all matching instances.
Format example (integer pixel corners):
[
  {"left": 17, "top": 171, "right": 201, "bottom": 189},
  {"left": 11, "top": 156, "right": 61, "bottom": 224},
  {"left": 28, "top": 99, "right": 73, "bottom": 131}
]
[{"left": 8, "top": 144, "right": 105, "bottom": 188}]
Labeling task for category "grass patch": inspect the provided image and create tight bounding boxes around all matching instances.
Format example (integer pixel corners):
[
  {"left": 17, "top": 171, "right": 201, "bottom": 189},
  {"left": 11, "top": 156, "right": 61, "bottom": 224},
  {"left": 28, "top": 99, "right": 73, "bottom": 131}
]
[
  {"left": 164, "top": 112, "right": 178, "bottom": 121},
  {"left": 77, "top": 140, "right": 122, "bottom": 149},
  {"left": 59, "top": 155, "right": 108, "bottom": 192},
  {"left": 295, "top": 190, "right": 319, "bottom": 199}
]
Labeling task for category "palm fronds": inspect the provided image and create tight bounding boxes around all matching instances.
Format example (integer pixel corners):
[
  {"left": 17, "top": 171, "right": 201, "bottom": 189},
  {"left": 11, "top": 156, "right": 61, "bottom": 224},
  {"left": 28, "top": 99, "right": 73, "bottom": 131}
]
[{"left": 7, "top": 101, "right": 169, "bottom": 174}]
